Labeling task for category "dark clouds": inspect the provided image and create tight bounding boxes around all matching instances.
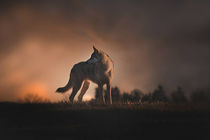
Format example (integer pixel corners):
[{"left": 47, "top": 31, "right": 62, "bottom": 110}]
[{"left": 0, "top": 0, "right": 210, "bottom": 101}]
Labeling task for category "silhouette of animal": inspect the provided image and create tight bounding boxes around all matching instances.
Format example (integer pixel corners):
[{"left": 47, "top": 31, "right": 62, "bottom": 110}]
[{"left": 56, "top": 46, "right": 114, "bottom": 104}]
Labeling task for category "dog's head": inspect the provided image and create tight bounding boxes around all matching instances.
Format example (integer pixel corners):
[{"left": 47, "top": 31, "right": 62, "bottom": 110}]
[{"left": 88, "top": 46, "right": 102, "bottom": 63}]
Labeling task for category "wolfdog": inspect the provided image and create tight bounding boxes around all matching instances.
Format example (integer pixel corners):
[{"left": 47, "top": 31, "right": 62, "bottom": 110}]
[{"left": 56, "top": 46, "right": 114, "bottom": 104}]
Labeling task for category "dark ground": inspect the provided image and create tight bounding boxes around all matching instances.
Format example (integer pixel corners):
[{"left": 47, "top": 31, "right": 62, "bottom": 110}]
[{"left": 0, "top": 102, "right": 210, "bottom": 140}]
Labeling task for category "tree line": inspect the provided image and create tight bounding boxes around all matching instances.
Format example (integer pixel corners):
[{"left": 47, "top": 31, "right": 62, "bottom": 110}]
[{"left": 93, "top": 85, "right": 210, "bottom": 104}]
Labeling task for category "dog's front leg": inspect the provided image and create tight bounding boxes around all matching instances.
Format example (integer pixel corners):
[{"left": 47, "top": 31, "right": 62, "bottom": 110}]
[{"left": 106, "top": 82, "right": 112, "bottom": 104}]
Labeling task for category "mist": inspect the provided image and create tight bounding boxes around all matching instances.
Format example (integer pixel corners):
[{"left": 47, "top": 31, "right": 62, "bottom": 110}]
[{"left": 0, "top": 0, "right": 210, "bottom": 101}]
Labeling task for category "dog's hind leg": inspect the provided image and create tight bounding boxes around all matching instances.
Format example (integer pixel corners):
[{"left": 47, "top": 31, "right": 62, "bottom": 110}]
[
  {"left": 78, "top": 80, "right": 90, "bottom": 102},
  {"left": 69, "top": 81, "right": 83, "bottom": 103},
  {"left": 98, "top": 84, "right": 105, "bottom": 104}
]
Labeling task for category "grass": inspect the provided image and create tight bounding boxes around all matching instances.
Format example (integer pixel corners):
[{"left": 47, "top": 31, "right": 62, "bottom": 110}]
[{"left": 0, "top": 102, "right": 209, "bottom": 140}]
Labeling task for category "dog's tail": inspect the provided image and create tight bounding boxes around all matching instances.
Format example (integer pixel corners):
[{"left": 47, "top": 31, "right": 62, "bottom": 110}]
[{"left": 56, "top": 77, "right": 72, "bottom": 93}]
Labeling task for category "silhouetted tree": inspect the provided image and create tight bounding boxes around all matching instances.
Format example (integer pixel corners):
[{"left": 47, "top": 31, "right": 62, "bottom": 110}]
[
  {"left": 122, "top": 92, "right": 132, "bottom": 103},
  {"left": 111, "top": 87, "right": 121, "bottom": 103},
  {"left": 171, "top": 86, "right": 187, "bottom": 103},
  {"left": 152, "top": 85, "right": 168, "bottom": 102},
  {"left": 95, "top": 86, "right": 121, "bottom": 103},
  {"left": 130, "top": 89, "right": 144, "bottom": 103},
  {"left": 190, "top": 89, "right": 210, "bottom": 103},
  {"left": 142, "top": 92, "right": 153, "bottom": 103},
  {"left": 104, "top": 86, "right": 121, "bottom": 103}
]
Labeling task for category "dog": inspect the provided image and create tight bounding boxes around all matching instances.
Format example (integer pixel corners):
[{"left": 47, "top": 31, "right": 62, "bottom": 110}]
[{"left": 56, "top": 46, "right": 114, "bottom": 104}]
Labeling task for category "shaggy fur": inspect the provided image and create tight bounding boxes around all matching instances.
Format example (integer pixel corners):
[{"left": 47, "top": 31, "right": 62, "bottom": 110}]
[{"left": 56, "top": 46, "right": 114, "bottom": 104}]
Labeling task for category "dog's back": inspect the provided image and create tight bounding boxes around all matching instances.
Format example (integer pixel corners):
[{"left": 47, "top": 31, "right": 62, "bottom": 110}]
[{"left": 71, "top": 52, "right": 114, "bottom": 85}]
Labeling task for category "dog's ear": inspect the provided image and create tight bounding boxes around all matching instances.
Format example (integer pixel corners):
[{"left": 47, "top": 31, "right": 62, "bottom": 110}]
[{"left": 93, "top": 46, "right": 98, "bottom": 53}]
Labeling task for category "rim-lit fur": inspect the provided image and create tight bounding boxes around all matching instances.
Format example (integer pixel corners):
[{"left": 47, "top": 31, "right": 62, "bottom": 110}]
[{"left": 56, "top": 46, "right": 114, "bottom": 104}]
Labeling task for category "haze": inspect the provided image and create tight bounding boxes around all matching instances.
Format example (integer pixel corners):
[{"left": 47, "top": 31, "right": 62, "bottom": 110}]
[{"left": 0, "top": 0, "right": 210, "bottom": 102}]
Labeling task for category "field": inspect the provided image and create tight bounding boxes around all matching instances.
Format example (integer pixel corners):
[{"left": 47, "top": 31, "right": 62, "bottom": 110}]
[{"left": 0, "top": 102, "right": 210, "bottom": 140}]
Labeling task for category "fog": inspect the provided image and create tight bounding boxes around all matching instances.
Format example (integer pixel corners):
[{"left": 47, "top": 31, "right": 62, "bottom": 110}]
[{"left": 0, "top": 0, "right": 210, "bottom": 101}]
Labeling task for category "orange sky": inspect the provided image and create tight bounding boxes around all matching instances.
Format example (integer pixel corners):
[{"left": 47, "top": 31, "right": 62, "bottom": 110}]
[
  {"left": 0, "top": 1, "right": 210, "bottom": 102},
  {"left": 1, "top": 35, "right": 149, "bottom": 102}
]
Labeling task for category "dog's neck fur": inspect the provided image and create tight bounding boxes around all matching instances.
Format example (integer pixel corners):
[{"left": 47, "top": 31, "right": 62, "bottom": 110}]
[{"left": 87, "top": 57, "right": 99, "bottom": 64}]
